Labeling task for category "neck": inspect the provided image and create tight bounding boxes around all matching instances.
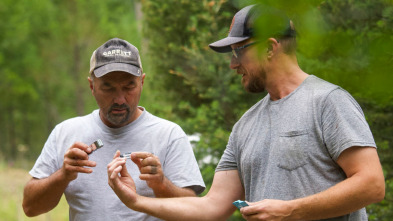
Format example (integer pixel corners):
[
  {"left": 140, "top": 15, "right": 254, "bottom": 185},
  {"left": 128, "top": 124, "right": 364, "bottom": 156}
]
[{"left": 265, "top": 54, "right": 308, "bottom": 101}]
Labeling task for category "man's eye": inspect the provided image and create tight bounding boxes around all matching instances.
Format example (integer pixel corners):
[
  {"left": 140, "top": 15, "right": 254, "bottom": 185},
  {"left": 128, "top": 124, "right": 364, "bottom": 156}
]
[
  {"left": 126, "top": 83, "right": 137, "bottom": 89},
  {"left": 124, "top": 86, "right": 135, "bottom": 91}
]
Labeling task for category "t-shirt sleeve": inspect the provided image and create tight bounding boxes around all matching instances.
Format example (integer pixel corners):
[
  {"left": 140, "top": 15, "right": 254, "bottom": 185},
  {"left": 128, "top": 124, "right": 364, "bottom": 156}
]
[
  {"left": 215, "top": 131, "right": 238, "bottom": 172},
  {"left": 322, "top": 88, "right": 376, "bottom": 161},
  {"left": 29, "top": 126, "right": 61, "bottom": 179},
  {"left": 162, "top": 125, "right": 206, "bottom": 195}
]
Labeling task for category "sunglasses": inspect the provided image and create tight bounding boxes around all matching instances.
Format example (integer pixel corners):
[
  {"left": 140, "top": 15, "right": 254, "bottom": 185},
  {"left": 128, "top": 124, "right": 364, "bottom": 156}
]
[{"left": 232, "top": 42, "right": 258, "bottom": 59}]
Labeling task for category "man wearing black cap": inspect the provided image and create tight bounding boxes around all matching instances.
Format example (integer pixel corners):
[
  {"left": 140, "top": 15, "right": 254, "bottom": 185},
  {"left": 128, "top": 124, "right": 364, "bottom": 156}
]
[
  {"left": 107, "top": 5, "right": 385, "bottom": 221},
  {"left": 22, "top": 38, "right": 205, "bottom": 221}
]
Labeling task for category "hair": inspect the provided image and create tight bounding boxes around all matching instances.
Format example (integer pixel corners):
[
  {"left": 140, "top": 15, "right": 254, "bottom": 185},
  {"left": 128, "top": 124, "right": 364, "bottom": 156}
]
[{"left": 278, "top": 36, "right": 297, "bottom": 55}]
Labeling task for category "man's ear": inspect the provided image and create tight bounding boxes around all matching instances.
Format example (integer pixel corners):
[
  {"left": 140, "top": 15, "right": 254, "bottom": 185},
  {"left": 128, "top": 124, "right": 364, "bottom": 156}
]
[
  {"left": 141, "top": 73, "right": 146, "bottom": 86},
  {"left": 88, "top": 76, "right": 94, "bottom": 92},
  {"left": 266, "top": 38, "right": 279, "bottom": 58},
  {"left": 267, "top": 44, "right": 273, "bottom": 53}
]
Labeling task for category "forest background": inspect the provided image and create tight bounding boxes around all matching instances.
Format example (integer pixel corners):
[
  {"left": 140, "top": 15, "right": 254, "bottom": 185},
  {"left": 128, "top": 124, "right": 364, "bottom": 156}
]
[{"left": 1, "top": 0, "right": 393, "bottom": 220}]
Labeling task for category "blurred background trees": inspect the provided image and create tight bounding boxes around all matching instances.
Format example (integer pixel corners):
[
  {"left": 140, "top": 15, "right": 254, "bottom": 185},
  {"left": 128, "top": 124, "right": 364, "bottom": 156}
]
[
  {"left": 0, "top": 0, "right": 140, "bottom": 160},
  {"left": 0, "top": 0, "right": 392, "bottom": 220}
]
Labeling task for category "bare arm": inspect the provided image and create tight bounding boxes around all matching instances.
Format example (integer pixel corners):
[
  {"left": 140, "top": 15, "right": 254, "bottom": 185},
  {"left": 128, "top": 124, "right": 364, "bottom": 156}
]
[
  {"left": 23, "top": 171, "right": 70, "bottom": 217},
  {"left": 241, "top": 146, "right": 385, "bottom": 220},
  {"left": 22, "top": 142, "right": 97, "bottom": 217},
  {"left": 108, "top": 154, "right": 244, "bottom": 220},
  {"left": 130, "top": 152, "right": 196, "bottom": 197}
]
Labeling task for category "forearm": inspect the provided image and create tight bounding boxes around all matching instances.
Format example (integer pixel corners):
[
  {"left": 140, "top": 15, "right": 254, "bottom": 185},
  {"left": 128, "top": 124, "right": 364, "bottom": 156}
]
[
  {"left": 133, "top": 172, "right": 241, "bottom": 220},
  {"left": 151, "top": 177, "right": 197, "bottom": 198},
  {"left": 133, "top": 195, "right": 230, "bottom": 221},
  {"left": 288, "top": 172, "right": 384, "bottom": 220},
  {"left": 23, "top": 169, "right": 70, "bottom": 217},
  {"left": 287, "top": 147, "right": 385, "bottom": 220}
]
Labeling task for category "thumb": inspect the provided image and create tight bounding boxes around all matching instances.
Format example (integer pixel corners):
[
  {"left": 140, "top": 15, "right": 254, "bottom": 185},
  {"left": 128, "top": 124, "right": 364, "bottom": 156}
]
[{"left": 113, "top": 150, "right": 121, "bottom": 159}]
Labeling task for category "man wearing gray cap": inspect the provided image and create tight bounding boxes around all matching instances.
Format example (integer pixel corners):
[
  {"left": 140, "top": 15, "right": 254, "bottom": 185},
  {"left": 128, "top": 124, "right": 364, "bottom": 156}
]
[
  {"left": 22, "top": 38, "right": 205, "bottom": 221},
  {"left": 107, "top": 5, "right": 384, "bottom": 221}
]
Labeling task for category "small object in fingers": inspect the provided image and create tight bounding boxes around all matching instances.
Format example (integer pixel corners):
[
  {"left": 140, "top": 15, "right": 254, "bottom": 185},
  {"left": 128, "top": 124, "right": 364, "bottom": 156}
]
[
  {"left": 89, "top": 139, "right": 104, "bottom": 154},
  {"left": 94, "top": 139, "right": 104, "bottom": 149},
  {"left": 233, "top": 200, "right": 249, "bottom": 209},
  {"left": 120, "top": 152, "right": 132, "bottom": 159}
]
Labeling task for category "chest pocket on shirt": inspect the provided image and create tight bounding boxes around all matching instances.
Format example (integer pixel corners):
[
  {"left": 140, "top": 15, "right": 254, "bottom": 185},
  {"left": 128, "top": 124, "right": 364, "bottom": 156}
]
[{"left": 276, "top": 130, "right": 309, "bottom": 171}]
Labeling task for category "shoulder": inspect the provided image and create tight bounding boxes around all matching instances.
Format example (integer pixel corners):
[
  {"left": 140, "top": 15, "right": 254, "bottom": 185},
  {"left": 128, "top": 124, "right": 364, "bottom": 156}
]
[
  {"left": 144, "top": 111, "right": 179, "bottom": 127},
  {"left": 303, "top": 75, "right": 340, "bottom": 94},
  {"left": 302, "top": 76, "right": 359, "bottom": 108},
  {"left": 52, "top": 111, "right": 95, "bottom": 133},
  {"left": 61, "top": 112, "right": 94, "bottom": 126},
  {"left": 142, "top": 110, "right": 186, "bottom": 134}
]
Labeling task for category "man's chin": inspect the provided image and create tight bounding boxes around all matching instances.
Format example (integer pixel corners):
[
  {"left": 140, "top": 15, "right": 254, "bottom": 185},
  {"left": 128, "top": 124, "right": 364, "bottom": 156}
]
[
  {"left": 108, "top": 115, "right": 129, "bottom": 126},
  {"left": 244, "top": 84, "right": 265, "bottom": 94}
]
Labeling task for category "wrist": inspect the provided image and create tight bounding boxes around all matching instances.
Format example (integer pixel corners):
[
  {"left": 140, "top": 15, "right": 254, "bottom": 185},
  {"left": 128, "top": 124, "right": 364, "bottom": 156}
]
[
  {"left": 150, "top": 177, "right": 169, "bottom": 194},
  {"left": 132, "top": 194, "right": 149, "bottom": 212},
  {"left": 284, "top": 199, "right": 302, "bottom": 221},
  {"left": 58, "top": 167, "right": 76, "bottom": 183}
]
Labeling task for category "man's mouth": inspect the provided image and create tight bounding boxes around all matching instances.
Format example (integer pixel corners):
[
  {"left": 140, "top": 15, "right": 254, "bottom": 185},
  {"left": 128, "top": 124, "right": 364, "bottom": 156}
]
[
  {"left": 109, "top": 105, "right": 129, "bottom": 115},
  {"left": 111, "top": 108, "right": 126, "bottom": 114}
]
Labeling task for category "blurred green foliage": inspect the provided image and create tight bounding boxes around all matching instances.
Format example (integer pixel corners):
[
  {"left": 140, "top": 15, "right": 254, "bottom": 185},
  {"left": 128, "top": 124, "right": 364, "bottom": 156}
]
[
  {"left": 0, "top": 0, "right": 140, "bottom": 160},
  {"left": 0, "top": 0, "right": 392, "bottom": 220}
]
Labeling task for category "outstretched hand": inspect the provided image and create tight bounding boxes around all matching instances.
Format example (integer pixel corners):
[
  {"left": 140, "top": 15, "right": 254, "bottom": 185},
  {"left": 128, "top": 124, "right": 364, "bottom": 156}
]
[{"left": 107, "top": 150, "right": 138, "bottom": 208}]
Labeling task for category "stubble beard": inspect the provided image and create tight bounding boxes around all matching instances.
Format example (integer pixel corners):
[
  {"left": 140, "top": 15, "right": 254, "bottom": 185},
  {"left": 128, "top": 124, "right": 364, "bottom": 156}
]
[
  {"left": 242, "top": 70, "right": 265, "bottom": 93},
  {"left": 106, "top": 104, "right": 131, "bottom": 127}
]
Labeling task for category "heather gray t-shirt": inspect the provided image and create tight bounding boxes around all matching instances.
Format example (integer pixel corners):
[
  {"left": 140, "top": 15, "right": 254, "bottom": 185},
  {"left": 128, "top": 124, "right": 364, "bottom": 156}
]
[
  {"left": 216, "top": 75, "right": 376, "bottom": 220},
  {"left": 30, "top": 107, "right": 205, "bottom": 221}
]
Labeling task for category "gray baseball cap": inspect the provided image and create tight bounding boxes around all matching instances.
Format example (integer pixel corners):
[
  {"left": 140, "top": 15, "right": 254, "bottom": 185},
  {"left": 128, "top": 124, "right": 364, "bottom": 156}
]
[
  {"left": 89, "top": 38, "right": 143, "bottom": 77},
  {"left": 209, "top": 5, "right": 295, "bottom": 53}
]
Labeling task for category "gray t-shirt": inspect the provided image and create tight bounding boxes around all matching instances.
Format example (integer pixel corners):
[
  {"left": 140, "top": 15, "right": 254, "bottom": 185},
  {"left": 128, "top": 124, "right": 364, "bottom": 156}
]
[
  {"left": 216, "top": 75, "right": 375, "bottom": 220},
  {"left": 30, "top": 108, "right": 205, "bottom": 221}
]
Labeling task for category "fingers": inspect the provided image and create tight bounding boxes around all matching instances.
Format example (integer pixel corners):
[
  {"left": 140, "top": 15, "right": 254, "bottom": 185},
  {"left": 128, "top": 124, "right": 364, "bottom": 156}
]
[
  {"left": 131, "top": 152, "right": 161, "bottom": 173},
  {"left": 65, "top": 144, "right": 96, "bottom": 166},
  {"left": 131, "top": 152, "right": 155, "bottom": 166},
  {"left": 240, "top": 200, "right": 290, "bottom": 220},
  {"left": 65, "top": 142, "right": 92, "bottom": 159},
  {"left": 107, "top": 156, "right": 127, "bottom": 180},
  {"left": 130, "top": 152, "right": 164, "bottom": 186},
  {"left": 107, "top": 153, "right": 132, "bottom": 192},
  {"left": 107, "top": 155, "right": 138, "bottom": 208},
  {"left": 90, "top": 143, "right": 97, "bottom": 152},
  {"left": 131, "top": 152, "right": 158, "bottom": 166},
  {"left": 62, "top": 142, "right": 97, "bottom": 180},
  {"left": 65, "top": 154, "right": 96, "bottom": 168}
]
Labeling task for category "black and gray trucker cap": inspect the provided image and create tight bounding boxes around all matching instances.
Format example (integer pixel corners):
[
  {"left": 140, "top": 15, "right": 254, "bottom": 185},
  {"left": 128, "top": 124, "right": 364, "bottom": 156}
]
[
  {"left": 89, "top": 38, "right": 143, "bottom": 77},
  {"left": 209, "top": 5, "right": 295, "bottom": 53}
]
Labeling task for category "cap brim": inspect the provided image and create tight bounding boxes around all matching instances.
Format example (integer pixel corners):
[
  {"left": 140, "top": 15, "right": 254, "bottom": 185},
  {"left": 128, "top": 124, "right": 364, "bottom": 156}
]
[
  {"left": 209, "top": 36, "right": 250, "bottom": 53},
  {"left": 93, "top": 63, "right": 141, "bottom": 77}
]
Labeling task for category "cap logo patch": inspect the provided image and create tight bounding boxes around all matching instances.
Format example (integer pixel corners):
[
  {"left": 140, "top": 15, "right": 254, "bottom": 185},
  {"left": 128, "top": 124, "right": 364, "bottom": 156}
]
[{"left": 102, "top": 49, "right": 132, "bottom": 57}]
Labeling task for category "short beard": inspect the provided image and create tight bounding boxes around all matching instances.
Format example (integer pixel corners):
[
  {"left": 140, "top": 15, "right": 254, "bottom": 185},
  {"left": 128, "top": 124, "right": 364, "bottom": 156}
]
[
  {"left": 106, "top": 104, "right": 131, "bottom": 126},
  {"left": 243, "top": 74, "right": 265, "bottom": 93}
]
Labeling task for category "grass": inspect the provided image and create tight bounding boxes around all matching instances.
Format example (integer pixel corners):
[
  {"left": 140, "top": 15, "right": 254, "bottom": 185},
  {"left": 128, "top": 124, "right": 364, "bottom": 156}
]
[{"left": 0, "top": 161, "right": 68, "bottom": 221}]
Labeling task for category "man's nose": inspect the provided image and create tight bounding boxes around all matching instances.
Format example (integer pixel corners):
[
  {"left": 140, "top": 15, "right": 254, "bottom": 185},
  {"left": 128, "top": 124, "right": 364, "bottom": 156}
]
[
  {"left": 230, "top": 55, "right": 240, "bottom": 70},
  {"left": 113, "top": 91, "right": 127, "bottom": 104}
]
